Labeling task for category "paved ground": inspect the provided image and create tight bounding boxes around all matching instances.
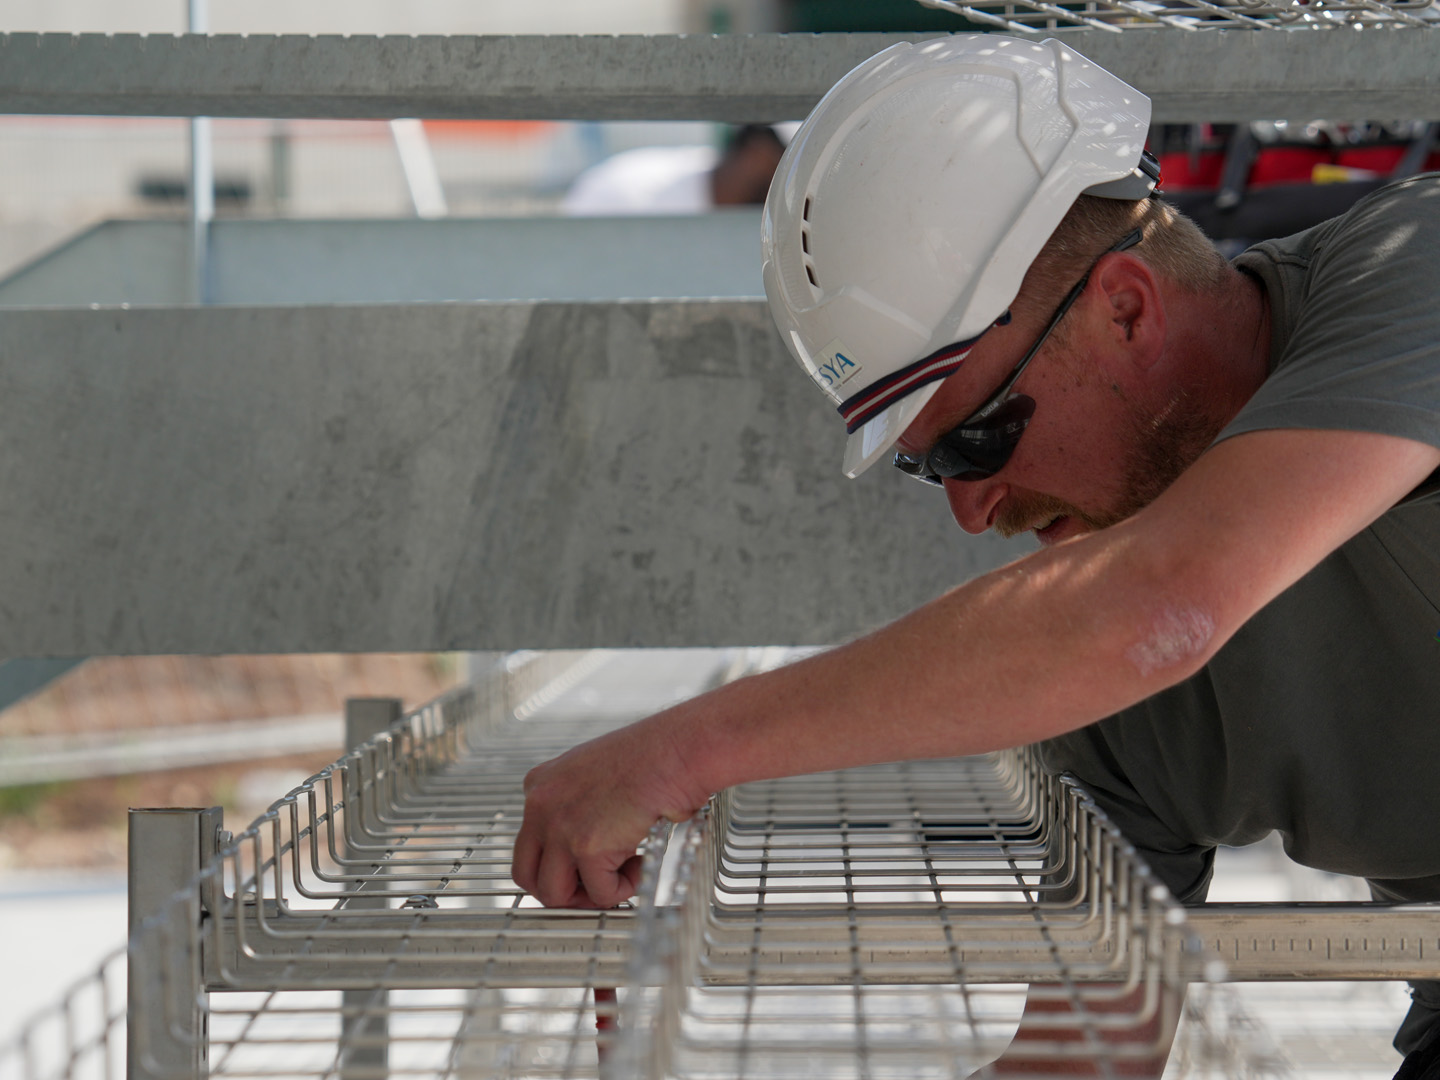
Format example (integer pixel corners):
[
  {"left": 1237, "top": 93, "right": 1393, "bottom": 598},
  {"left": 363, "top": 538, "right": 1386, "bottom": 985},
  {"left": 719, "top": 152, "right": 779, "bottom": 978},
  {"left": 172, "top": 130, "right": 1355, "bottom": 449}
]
[{"left": 0, "top": 869, "right": 128, "bottom": 1048}]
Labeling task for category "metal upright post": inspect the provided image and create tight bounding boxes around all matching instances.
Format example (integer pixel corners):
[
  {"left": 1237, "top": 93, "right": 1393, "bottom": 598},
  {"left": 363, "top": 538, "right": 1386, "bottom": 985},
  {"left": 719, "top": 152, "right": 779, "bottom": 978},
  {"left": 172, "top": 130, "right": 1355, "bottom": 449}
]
[
  {"left": 269, "top": 121, "right": 292, "bottom": 214},
  {"left": 127, "top": 806, "right": 224, "bottom": 1080},
  {"left": 339, "top": 698, "right": 403, "bottom": 1080},
  {"left": 389, "top": 119, "right": 447, "bottom": 219},
  {"left": 187, "top": 0, "right": 213, "bottom": 305}
]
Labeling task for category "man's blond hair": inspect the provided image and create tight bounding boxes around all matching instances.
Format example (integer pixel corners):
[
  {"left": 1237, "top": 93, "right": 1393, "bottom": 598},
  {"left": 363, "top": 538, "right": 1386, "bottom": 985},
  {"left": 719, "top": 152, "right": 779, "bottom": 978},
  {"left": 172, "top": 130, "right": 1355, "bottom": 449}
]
[{"left": 1017, "top": 195, "right": 1228, "bottom": 325}]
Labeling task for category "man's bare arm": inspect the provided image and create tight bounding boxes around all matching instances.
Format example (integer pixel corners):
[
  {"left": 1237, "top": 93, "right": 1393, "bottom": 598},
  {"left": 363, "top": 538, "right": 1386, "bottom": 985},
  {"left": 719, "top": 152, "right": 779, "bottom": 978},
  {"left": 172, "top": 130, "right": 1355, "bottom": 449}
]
[{"left": 512, "top": 427, "right": 1440, "bottom": 908}]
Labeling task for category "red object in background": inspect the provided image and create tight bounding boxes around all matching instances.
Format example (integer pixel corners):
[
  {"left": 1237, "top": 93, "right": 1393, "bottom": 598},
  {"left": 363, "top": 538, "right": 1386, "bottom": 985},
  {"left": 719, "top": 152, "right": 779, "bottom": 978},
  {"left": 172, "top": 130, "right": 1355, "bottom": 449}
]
[
  {"left": 422, "top": 120, "right": 554, "bottom": 140},
  {"left": 1155, "top": 151, "right": 1225, "bottom": 190},
  {"left": 1157, "top": 142, "right": 1440, "bottom": 193},
  {"left": 1337, "top": 145, "right": 1408, "bottom": 173},
  {"left": 1157, "top": 147, "right": 1330, "bottom": 190},
  {"left": 594, "top": 986, "right": 618, "bottom": 1063},
  {"left": 1247, "top": 146, "right": 1332, "bottom": 185},
  {"left": 1335, "top": 145, "right": 1440, "bottom": 174}
]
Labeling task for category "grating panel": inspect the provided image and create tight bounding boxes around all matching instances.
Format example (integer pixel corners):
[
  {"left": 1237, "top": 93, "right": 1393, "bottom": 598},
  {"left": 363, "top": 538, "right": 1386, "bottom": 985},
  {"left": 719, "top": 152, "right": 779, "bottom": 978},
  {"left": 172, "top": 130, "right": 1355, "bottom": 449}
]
[
  {"left": 614, "top": 753, "right": 1200, "bottom": 1078},
  {"left": 7, "top": 650, "right": 1439, "bottom": 1080},
  {"left": 916, "top": 0, "right": 1440, "bottom": 30}
]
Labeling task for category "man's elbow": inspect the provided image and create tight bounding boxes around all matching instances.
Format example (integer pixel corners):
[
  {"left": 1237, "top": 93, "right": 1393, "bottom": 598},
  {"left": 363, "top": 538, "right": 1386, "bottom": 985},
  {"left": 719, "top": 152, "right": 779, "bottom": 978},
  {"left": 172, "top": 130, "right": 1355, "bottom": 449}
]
[
  {"left": 1121, "top": 602, "right": 1219, "bottom": 682},
  {"left": 1096, "top": 528, "right": 1236, "bottom": 694}
]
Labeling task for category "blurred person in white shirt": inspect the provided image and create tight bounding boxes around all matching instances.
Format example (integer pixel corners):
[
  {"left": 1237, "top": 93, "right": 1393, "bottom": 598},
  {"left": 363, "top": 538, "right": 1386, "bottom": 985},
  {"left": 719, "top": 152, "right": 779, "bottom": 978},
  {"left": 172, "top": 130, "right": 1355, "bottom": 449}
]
[{"left": 562, "top": 124, "right": 788, "bottom": 215}]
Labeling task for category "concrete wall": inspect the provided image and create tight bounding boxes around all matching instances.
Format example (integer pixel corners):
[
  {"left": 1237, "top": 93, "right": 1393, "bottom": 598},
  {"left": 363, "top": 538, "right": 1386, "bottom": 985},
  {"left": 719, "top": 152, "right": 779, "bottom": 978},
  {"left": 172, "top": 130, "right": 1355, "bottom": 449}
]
[{"left": 0, "top": 299, "right": 1028, "bottom": 656}]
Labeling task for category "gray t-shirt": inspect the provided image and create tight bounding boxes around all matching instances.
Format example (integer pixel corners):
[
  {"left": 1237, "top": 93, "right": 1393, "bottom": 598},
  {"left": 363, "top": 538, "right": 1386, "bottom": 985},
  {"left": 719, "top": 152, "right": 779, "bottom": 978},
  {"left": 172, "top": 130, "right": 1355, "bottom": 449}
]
[{"left": 1038, "top": 174, "right": 1440, "bottom": 907}]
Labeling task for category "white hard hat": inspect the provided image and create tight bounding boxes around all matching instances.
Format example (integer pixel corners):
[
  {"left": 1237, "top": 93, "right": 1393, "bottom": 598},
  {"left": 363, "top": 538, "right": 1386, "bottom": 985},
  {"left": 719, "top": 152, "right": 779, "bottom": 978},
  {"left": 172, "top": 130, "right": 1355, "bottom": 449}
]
[{"left": 760, "top": 35, "right": 1155, "bottom": 478}]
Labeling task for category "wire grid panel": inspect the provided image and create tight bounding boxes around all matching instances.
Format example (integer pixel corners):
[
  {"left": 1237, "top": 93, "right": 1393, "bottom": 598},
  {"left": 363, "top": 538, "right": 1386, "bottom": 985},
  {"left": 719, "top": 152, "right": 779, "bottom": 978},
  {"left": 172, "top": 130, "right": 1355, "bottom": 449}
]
[
  {"left": 915, "top": 0, "right": 1440, "bottom": 30},
  {"left": 125, "top": 652, "right": 643, "bottom": 1080},
  {"left": 619, "top": 751, "right": 1211, "bottom": 1079},
  {"left": 8, "top": 652, "right": 1438, "bottom": 1078},
  {"left": 122, "top": 672, "right": 1212, "bottom": 1079},
  {"left": 57, "top": 648, "right": 1220, "bottom": 1080}
]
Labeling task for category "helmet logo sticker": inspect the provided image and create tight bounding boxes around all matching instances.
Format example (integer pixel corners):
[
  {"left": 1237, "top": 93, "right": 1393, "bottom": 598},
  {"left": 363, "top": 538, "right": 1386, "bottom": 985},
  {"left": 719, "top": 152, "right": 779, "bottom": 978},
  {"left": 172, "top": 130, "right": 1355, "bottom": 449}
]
[{"left": 816, "top": 339, "right": 862, "bottom": 390}]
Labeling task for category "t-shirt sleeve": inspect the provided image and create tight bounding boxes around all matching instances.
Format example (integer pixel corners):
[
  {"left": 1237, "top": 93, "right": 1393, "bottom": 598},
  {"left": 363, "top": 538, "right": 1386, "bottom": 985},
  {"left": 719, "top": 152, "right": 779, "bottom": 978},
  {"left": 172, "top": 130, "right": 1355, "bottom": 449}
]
[
  {"left": 1038, "top": 733, "right": 1217, "bottom": 906},
  {"left": 1219, "top": 176, "right": 1440, "bottom": 456}
]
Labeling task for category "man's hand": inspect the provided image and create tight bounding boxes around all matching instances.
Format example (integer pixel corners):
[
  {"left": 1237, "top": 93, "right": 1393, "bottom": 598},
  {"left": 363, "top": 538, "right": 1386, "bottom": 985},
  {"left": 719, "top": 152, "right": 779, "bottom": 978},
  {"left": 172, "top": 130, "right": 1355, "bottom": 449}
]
[{"left": 511, "top": 711, "right": 712, "bottom": 908}]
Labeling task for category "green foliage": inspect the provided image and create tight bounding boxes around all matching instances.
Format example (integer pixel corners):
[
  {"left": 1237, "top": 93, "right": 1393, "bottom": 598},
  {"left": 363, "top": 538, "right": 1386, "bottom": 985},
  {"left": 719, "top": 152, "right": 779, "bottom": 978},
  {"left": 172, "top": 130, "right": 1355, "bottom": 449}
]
[{"left": 0, "top": 780, "right": 68, "bottom": 820}]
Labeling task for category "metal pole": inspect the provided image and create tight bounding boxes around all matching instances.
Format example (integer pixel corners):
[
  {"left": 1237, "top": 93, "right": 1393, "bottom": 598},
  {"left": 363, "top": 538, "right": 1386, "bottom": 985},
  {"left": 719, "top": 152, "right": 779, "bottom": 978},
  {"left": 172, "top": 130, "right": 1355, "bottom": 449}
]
[
  {"left": 269, "top": 121, "right": 291, "bottom": 214},
  {"left": 188, "top": 0, "right": 212, "bottom": 305},
  {"left": 389, "top": 119, "right": 447, "bottom": 219},
  {"left": 339, "top": 698, "right": 403, "bottom": 1080},
  {"left": 127, "top": 807, "right": 224, "bottom": 1080}
]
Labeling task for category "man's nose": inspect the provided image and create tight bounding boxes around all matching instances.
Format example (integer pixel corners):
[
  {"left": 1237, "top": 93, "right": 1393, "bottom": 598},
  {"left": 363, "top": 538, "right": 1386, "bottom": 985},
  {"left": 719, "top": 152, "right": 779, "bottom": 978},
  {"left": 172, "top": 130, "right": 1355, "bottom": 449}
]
[{"left": 944, "top": 476, "right": 1007, "bottom": 534}]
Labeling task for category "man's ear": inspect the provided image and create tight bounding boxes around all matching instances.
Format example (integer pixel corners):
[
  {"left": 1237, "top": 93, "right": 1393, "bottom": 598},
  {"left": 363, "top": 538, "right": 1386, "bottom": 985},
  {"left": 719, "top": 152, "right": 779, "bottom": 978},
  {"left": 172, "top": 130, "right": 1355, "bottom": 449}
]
[{"left": 1092, "top": 253, "right": 1165, "bottom": 371}]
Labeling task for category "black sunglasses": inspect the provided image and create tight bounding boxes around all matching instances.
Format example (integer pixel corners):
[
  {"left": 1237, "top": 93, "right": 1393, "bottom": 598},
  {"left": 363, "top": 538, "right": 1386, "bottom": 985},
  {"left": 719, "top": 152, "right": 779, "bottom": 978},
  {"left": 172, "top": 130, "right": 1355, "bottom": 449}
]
[{"left": 893, "top": 227, "right": 1144, "bottom": 486}]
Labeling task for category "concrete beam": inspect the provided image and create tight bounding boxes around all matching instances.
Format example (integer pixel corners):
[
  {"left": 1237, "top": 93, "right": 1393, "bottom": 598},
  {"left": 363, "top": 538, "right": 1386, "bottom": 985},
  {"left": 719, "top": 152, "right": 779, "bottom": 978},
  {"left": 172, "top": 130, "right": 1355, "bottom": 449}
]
[
  {"left": 0, "top": 216, "right": 767, "bottom": 308},
  {"left": 0, "top": 31, "right": 1436, "bottom": 124},
  {"left": 0, "top": 32, "right": 933, "bottom": 123},
  {"left": 0, "top": 301, "right": 1026, "bottom": 655}
]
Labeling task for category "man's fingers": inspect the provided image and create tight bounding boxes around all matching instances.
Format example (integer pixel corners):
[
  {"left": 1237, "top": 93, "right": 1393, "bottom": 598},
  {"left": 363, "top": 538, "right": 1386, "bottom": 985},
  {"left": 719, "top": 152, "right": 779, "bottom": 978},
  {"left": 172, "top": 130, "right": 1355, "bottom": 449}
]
[
  {"left": 577, "top": 854, "right": 642, "bottom": 910},
  {"left": 510, "top": 814, "right": 544, "bottom": 896},
  {"left": 510, "top": 720, "right": 700, "bottom": 908},
  {"left": 514, "top": 812, "right": 584, "bottom": 908},
  {"left": 614, "top": 854, "right": 645, "bottom": 900},
  {"left": 514, "top": 814, "right": 648, "bottom": 909},
  {"left": 535, "top": 843, "right": 594, "bottom": 909}
]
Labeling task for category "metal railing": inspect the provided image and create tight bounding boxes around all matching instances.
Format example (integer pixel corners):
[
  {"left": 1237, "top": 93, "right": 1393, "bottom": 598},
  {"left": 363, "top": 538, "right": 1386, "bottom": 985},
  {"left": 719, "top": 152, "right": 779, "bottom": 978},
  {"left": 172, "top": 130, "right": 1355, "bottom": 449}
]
[{"left": 918, "top": 0, "right": 1439, "bottom": 31}]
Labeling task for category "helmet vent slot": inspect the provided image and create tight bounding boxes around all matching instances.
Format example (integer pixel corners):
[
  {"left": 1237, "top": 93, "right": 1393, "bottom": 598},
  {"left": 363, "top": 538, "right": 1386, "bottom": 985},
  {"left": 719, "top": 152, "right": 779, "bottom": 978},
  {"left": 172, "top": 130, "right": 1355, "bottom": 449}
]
[{"left": 799, "top": 195, "right": 820, "bottom": 291}]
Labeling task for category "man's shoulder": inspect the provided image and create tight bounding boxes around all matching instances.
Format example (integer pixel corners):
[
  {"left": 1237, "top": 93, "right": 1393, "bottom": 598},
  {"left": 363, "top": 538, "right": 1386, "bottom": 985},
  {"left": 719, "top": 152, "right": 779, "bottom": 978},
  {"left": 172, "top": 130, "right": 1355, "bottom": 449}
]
[
  {"left": 1343, "top": 170, "right": 1440, "bottom": 220},
  {"left": 1239, "top": 171, "right": 1440, "bottom": 269},
  {"left": 1232, "top": 171, "right": 1440, "bottom": 370},
  {"left": 1318, "top": 171, "right": 1440, "bottom": 255}
]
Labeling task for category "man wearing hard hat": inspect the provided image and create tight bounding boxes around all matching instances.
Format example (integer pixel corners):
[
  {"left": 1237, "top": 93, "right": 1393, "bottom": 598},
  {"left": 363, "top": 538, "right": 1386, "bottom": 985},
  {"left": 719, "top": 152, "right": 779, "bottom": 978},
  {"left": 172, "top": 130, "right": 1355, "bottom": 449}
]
[{"left": 514, "top": 35, "right": 1440, "bottom": 1077}]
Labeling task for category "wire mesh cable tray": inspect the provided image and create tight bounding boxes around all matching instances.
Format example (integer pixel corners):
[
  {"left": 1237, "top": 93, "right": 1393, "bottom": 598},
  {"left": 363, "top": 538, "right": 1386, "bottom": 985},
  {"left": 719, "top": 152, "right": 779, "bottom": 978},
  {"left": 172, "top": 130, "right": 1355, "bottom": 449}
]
[
  {"left": 9, "top": 650, "right": 1440, "bottom": 1080},
  {"left": 916, "top": 0, "right": 1439, "bottom": 32},
  {"left": 112, "top": 653, "right": 1198, "bottom": 1078}
]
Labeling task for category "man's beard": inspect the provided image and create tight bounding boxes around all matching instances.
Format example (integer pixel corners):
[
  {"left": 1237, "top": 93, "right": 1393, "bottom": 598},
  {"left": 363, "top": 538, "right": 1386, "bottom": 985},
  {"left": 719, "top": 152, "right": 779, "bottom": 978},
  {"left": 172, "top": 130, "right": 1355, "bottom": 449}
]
[{"left": 994, "top": 389, "right": 1227, "bottom": 539}]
